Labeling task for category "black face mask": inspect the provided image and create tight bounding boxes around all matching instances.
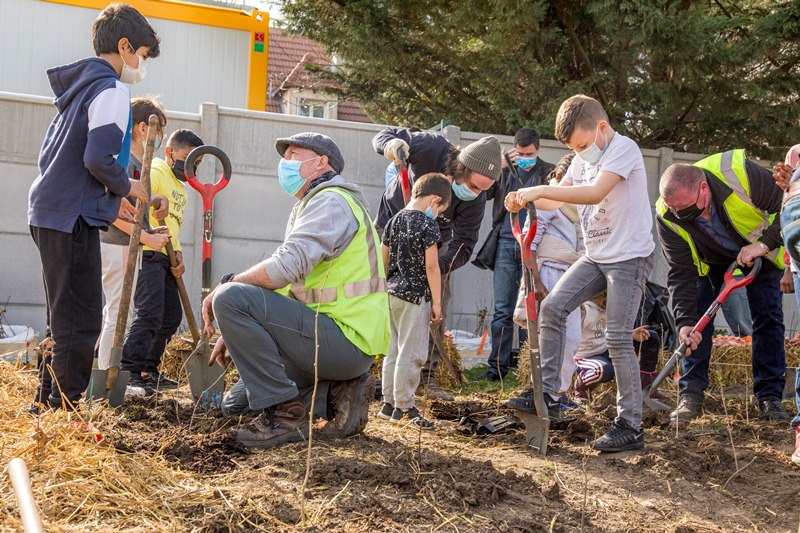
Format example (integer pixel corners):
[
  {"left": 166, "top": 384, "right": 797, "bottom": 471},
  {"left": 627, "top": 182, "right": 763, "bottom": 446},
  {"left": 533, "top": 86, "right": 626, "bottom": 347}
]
[
  {"left": 671, "top": 188, "right": 704, "bottom": 221},
  {"left": 171, "top": 159, "right": 187, "bottom": 181},
  {"left": 673, "top": 203, "right": 704, "bottom": 222}
]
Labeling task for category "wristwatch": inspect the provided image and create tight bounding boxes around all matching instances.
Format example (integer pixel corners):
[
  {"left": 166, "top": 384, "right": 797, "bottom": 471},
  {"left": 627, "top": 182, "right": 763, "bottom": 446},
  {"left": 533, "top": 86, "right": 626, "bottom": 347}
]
[{"left": 220, "top": 272, "right": 236, "bottom": 285}]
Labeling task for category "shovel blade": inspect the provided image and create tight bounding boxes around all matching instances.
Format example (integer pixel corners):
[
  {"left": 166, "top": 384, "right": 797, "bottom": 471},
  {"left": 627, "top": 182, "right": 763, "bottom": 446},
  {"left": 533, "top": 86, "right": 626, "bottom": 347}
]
[
  {"left": 182, "top": 343, "right": 225, "bottom": 410},
  {"left": 518, "top": 411, "right": 549, "bottom": 456},
  {"left": 644, "top": 352, "right": 680, "bottom": 412},
  {"left": 85, "top": 368, "right": 130, "bottom": 407}
]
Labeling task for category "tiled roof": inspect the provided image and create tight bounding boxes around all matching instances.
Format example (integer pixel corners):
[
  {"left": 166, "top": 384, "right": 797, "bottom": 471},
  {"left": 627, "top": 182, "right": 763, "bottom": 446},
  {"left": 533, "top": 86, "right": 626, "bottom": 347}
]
[
  {"left": 268, "top": 28, "right": 332, "bottom": 92},
  {"left": 267, "top": 28, "right": 372, "bottom": 123}
]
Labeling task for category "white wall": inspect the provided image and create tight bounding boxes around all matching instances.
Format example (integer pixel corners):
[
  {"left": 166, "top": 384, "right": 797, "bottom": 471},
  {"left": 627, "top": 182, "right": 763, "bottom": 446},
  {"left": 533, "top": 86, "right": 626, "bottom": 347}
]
[
  {"left": 1, "top": 92, "right": 795, "bottom": 339},
  {"left": 0, "top": 0, "right": 250, "bottom": 113}
]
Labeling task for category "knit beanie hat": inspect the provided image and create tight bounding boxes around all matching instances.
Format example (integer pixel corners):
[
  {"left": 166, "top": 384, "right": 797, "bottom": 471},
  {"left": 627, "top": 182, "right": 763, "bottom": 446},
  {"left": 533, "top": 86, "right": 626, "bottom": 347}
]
[{"left": 457, "top": 136, "right": 502, "bottom": 181}]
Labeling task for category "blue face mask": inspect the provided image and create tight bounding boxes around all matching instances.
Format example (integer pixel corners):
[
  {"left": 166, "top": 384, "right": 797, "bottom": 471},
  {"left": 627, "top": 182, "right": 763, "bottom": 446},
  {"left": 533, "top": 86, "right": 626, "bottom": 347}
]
[
  {"left": 424, "top": 207, "right": 437, "bottom": 220},
  {"left": 516, "top": 157, "right": 537, "bottom": 170},
  {"left": 451, "top": 180, "right": 479, "bottom": 201},
  {"left": 278, "top": 157, "right": 319, "bottom": 196}
]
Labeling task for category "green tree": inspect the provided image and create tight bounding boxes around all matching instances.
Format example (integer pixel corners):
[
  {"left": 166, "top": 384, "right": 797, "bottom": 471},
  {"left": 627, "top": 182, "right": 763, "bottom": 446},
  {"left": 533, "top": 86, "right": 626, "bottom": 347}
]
[{"left": 278, "top": 0, "right": 800, "bottom": 159}]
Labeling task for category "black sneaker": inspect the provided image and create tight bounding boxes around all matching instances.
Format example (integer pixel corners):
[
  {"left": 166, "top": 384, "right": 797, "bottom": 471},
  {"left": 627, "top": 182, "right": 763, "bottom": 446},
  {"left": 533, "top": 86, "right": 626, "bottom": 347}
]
[
  {"left": 389, "top": 406, "right": 435, "bottom": 430},
  {"left": 475, "top": 371, "right": 501, "bottom": 382},
  {"left": 758, "top": 399, "right": 790, "bottom": 421},
  {"left": 377, "top": 402, "right": 394, "bottom": 420},
  {"left": 591, "top": 419, "right": 644, "bottom": 452},
  {"left": 145, "top": 370, "right": 179, "bottom": 390},
  {"left": 505, "top": 389, "right": 561, "bottom": 418},
  {"left": 126, "top": 373, "right": 156, "bottom": 397}
]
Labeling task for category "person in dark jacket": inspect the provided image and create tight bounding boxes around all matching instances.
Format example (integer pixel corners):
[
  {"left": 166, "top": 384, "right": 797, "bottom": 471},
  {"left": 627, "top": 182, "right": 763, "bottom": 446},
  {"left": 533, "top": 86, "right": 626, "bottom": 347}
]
[
  {"left": 655, "top": 150, "right": 788, "bottom": 423},
  {"left": 374, "top": 128, "right": 501, "bottom": 400},
  {"left": 472, "top": 128, "right": 554, "bottom": 381},
  {"left": 28, "top": 4, "right": 159, "bottom": 411}
]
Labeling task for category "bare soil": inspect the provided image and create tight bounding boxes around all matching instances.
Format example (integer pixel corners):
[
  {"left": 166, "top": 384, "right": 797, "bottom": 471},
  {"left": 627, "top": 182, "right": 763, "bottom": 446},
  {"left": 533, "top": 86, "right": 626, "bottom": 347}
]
[{"left": 104, "top": 386, "right": 799, "bottom": 532}]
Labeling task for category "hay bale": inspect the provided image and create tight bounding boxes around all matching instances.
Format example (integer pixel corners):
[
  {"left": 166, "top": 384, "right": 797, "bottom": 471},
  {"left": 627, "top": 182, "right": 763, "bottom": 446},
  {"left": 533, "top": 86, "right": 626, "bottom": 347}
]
[
  {"left": 516, "top": 340, "right": 531, "bottom": 385},
  {"left": 709, "top": 342, "right": 800, "bottom": 390},
  {"left": 435, "top": 338, "right": 463, "bottom": 389}
]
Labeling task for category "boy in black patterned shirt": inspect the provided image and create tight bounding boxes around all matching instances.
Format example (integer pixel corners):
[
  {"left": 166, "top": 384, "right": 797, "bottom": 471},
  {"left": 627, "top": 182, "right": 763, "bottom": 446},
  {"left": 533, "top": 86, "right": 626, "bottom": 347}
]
[{"left": 379, "top": 173, "right": 451, "bottom": 428}]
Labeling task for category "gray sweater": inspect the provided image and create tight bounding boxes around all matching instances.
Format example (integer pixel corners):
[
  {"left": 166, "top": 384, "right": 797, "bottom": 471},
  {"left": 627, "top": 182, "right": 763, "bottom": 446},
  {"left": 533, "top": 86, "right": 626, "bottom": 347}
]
[{"left": 264, "top": 175, "right": 367, "bottom": 287}]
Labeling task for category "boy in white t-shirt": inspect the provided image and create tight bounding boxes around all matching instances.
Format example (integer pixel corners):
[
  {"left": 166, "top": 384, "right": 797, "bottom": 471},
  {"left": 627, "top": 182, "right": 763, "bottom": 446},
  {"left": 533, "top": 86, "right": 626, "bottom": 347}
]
[{"left": 505, "top": 94, "right": 655, "bottom": 452}]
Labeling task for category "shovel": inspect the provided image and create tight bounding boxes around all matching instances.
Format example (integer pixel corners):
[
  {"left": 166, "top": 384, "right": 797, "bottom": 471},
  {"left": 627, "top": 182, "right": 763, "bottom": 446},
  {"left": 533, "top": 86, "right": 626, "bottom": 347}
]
[
  {"left": 183, "top": 146, "right": 232, "bottom": 408},
  {"left": 85, "top": 114, "right": 160, "bottom": 407},
  {"left": 397, "top": 145, "right": 411, "bottom": 205},
  {"left": 510, "top": 203, "right": 549, "bottom": 456},
  {"left": 155, "top": 219, "right": 223, "bottom": 407},
  {"left": 644, "top": 258, "right": 762, "bottom": 411}
]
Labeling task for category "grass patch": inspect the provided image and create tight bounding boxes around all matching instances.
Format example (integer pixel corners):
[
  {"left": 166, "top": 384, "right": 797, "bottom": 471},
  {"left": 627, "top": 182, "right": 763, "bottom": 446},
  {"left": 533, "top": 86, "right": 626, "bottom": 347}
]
[{"left": 456, "top": 365, "right": 521, "bottom": 398}]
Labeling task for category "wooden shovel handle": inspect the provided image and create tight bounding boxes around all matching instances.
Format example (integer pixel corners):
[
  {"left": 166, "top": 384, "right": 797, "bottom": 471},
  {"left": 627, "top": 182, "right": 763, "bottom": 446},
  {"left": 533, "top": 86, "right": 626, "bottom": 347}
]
[{"left": 156, "top": 214, "right": 200, "bottom": 345}]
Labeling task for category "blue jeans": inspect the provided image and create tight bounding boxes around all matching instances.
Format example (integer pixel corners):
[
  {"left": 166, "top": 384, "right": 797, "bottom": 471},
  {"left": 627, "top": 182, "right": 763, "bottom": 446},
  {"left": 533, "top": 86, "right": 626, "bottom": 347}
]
[
  {"left": 782, "top": 197, "right": 800, "bottom": 426},
  {"left": 539, "top": 252, "right": 655, "bottom": 428},
  {"left": 679, "top": 264, "right": 785, "bottom": 401},
  {"left": 487, "top": 238, "right": 527, "bottom": 377}
]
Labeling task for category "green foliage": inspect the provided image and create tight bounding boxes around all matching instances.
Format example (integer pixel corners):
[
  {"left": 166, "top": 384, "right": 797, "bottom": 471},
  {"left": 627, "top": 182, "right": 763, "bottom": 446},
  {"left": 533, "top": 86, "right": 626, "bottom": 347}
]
[{"left": 277, "top": 0, "right": 800, "bottom": 158}]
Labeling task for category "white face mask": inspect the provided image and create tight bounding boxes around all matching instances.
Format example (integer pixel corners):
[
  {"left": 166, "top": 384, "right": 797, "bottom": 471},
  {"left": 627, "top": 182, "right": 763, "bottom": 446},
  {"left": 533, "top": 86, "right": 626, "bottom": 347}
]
[
  {"left": 576, "top": 125, "right": 606, "bottom": 166},
  {"left": 120, "top": 50, "right": 147, "bottom": 85}
]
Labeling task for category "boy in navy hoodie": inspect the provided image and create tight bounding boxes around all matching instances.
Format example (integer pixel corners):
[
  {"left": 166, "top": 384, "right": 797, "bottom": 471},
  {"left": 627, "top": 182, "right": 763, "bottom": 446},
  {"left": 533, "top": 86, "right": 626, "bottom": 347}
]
[{"left": 28, "top": 3, "right": 160, "bottom": 411}]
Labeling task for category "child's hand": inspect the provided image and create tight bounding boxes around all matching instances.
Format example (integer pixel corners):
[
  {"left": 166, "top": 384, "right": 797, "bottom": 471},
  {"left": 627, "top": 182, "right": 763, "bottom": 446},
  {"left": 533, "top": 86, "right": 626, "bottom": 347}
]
[
  {"left": 171, "top": 252, "right": 186, "bottom": 278},
  {"left": 141, "top": 231, "right": 170, "bottom": 250},
  {"left": 504, "top": 191, "right": 524, "bottom": 213},
  {"left": 118, "top": 198, "right": 137, "bottom": 223},
  {"left": 151, "top": 194, "right": 169, "bottom": 220},
  {"left": 632, "top": 326, "right": 650, "bottom": 343},
  {"left": 431, "top": 303, "right": 442, "bottom": 323},
  {"left": 128, "top": 179, "right": 148, "bottom": 204}
]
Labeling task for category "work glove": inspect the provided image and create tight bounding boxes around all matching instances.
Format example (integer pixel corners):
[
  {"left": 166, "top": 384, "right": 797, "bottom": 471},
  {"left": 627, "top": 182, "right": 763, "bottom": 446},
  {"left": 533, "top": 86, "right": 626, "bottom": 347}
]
[{"left": 383, "top": 138, "right": 410, "bottom": 167}]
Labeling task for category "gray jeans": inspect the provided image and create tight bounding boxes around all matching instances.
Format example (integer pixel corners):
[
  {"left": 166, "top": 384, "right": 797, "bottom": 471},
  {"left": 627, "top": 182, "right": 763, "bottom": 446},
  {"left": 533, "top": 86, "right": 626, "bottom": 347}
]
[
  {"left": 539, "top": 252, "right": 655, "bottom": 428},
  {"left": 213, "top": 283, "right": 375, "bottom": 418},
  {"left": 383, "top": 295, "right": 430, "bottom": 409}
]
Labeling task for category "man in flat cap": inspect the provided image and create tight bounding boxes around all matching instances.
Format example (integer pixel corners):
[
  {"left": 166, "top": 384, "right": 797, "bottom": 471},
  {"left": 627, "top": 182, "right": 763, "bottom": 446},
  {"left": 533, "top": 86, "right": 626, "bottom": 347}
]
[{"left": 202, "top": 132, "right": 390, "bottom": 448}]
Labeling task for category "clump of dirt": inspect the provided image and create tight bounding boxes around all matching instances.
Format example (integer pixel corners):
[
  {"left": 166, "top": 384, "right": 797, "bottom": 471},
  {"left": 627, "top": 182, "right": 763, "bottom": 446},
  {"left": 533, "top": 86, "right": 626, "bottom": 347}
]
[{"left": 112, "top": 396, "right": 248, "bottom": 474}]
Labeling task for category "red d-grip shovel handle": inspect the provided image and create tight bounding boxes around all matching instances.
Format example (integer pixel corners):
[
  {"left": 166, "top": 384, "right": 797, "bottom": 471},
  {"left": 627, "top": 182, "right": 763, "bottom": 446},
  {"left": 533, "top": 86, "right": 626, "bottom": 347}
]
[
  {"left": 511, "top": 204, "right": 538, "bottom": 321},
  {"left": 645, "top": 257, "right": 762, "bottom": 411},
  {"left": 184, "top": 145, "right": 233, "bottom": 297},
  {"left": 397, "top": 146, "right": 410, "bottom": 205}
]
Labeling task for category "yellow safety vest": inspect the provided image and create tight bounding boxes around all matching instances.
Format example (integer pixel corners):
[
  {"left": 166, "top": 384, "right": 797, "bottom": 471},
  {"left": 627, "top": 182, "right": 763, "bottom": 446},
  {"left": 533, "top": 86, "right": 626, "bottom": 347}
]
[
  {"left": 656, "top": 149, "right": 784, "bottom": 276},
  {"left": 277, "top": 186, "right": 390, "bottom": 356}
]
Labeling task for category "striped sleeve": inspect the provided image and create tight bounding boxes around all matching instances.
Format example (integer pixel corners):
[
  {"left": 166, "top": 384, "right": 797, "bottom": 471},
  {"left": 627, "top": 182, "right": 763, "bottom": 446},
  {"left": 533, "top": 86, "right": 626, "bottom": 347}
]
[{"left": 84, "top": 83, "right": 131, "bottom": 197}]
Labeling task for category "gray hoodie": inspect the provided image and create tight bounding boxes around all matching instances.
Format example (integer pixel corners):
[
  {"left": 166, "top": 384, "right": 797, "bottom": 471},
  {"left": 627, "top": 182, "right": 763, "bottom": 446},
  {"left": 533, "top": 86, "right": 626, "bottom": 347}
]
[{"left": 264, "top": 175, "right": 369, "bottom": 287}]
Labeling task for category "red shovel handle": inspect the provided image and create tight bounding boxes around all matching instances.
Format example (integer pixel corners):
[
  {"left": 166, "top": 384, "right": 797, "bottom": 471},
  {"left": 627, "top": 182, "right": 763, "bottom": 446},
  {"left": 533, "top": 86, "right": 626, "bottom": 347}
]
[
  {"left": 185, "top": 145, "right": 232, "bottom": 198},
  {"left": 397, "top": 146, "right": 410, "bottom": 205},
  {"left": 511, "top": 204, "right": 537, "bottom": 269}
]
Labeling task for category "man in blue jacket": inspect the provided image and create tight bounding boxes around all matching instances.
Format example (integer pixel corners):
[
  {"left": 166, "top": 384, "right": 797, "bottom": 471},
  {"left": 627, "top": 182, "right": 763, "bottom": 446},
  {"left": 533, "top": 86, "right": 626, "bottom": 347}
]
[{"left": 27, "top": 4, "right": 159, "bottom": 411}]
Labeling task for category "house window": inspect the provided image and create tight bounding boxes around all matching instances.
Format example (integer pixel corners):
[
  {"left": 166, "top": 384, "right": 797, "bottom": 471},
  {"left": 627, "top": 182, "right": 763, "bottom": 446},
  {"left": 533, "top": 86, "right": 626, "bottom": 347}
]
[{"left": 297, "top": 99, "right": 326, "bottom": 119}]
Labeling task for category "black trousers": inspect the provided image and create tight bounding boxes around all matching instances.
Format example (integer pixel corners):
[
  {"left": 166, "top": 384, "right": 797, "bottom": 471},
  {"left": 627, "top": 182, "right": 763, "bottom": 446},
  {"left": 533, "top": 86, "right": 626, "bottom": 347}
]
[
  {"left": 121, "top": 251, "right": 182, "bottom": 374},
  {"left": 30, "top": 219, "right": 102, "bottom": 408}
]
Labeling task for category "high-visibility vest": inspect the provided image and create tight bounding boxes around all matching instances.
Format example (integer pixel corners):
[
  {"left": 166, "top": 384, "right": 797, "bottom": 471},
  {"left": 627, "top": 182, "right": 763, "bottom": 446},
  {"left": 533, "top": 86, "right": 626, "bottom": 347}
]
[{"left": 655, "top": 149, "right": 784, "bottom": 276}]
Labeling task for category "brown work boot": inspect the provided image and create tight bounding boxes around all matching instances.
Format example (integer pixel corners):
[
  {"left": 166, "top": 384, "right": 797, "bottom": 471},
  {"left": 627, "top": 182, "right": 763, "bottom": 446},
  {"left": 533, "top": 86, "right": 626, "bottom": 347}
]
[
  {"left": 319, "top": 372, "right": 375, "bottom": 438},
  {"left": 670, "top": 393, "right": 703, "bottom": 424},
  {"left": 236, "top": 396, "right": 308, "bottom": 448},
  {"left": 417, "top": 374, "right": 455, "bottom": 402}
]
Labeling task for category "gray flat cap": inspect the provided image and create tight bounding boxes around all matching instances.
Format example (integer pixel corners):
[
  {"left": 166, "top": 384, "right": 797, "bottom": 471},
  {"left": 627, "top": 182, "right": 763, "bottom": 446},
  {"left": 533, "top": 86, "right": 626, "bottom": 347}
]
[{"left": 274, "top": 132, "right": 345, "bottom": 174}]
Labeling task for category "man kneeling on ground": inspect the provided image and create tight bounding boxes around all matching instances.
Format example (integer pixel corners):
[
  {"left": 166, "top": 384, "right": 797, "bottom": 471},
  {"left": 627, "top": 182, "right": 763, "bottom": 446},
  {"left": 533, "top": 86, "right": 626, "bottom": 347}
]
[{"left": 201, "top": 132, "right": 390, "bottom": 448}]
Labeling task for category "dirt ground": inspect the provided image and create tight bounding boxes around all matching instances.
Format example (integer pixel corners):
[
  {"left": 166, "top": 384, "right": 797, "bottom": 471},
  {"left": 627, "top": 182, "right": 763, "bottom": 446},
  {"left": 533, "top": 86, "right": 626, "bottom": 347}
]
[
  {"left": 106, "top": 388, "right": 800, "bottom": 531},
  {"left": 2, "top": 365, "right": 799, "bottom": 532}
]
